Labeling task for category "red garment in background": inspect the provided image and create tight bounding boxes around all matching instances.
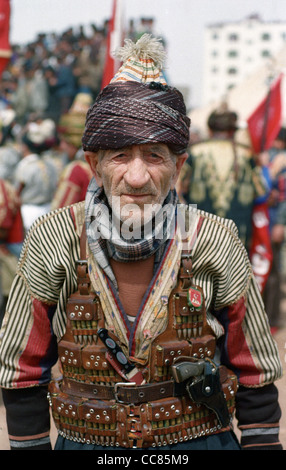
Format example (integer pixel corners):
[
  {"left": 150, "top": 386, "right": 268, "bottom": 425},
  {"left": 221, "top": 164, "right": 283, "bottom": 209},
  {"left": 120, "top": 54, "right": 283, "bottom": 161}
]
[
  {"left": 0, "top": 179, "right": 24, "bottom": 243},
  {"left": 0, "top": 0, "right": 11, "bottom": 77},
  {"left": 51, "top": 161, "right": 93, "bottom": 210}
]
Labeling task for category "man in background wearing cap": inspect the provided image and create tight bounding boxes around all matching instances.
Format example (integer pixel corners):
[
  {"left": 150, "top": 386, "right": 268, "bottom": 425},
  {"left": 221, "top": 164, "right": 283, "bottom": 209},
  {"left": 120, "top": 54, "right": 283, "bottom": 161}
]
[
  {"left": 51, "top": 93, "right": 93, "bottom": 209},
  {"left": 0, "top": 35, "right": 282, "bottom": 451},
  {"left": 177, "top": 105, "right": 266, "bottom": 252}
]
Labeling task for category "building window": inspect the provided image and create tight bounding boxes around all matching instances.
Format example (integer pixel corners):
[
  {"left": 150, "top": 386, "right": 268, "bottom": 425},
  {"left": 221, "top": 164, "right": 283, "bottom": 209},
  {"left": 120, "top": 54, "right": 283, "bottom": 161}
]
[
  {"left": 227, "top": 67, "right": 237, "bottom": 75},
  {"left": 228, "top": 33, "right": 239, "bottom": 41},
  {"left": 228, "top": 50, "right": 238, "bottom": 58},
  {"left": 261, "top": 50, "right": 271, "bottom": 57},
  {"left": 261, "top": 33, "right": 271, "bottom": 40}
]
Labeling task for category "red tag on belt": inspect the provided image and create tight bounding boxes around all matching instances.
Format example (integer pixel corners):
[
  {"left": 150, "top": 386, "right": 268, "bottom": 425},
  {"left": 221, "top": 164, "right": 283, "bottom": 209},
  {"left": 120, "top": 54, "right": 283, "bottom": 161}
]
[
  {"left": 105, "top": 351, "right": 145, "bottom": 385},
  {"left": 187, "top": 287, "right": 203, "bottom": 310}
]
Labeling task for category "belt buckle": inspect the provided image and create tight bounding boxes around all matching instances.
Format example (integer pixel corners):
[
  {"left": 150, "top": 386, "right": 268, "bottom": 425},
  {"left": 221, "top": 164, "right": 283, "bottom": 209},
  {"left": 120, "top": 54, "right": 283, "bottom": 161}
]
[{"left": 114, "top": 382, "right": 136, "bottom": 403}]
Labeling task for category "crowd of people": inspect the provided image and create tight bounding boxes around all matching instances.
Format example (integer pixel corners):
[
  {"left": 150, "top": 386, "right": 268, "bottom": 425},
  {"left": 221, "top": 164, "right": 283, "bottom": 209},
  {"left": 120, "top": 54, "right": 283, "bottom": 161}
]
[{"left": 1, "top": 23, "right": 108, "bottom": 124}]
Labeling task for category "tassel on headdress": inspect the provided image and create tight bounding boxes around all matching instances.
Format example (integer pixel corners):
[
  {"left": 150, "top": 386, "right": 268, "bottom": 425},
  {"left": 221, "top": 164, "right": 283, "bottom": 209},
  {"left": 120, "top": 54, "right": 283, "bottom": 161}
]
[{"left": 111, "top": 33, "right": 167, "bottom": 85}]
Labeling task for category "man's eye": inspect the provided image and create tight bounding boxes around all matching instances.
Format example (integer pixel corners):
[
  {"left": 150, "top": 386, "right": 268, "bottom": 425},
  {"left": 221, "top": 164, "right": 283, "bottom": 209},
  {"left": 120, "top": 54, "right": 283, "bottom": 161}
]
[
  {"left": 148, "top": 153, "right": 163, "bottom": 162},
  {"left": 113, "top": 153, "right": 126, "bottom": 160}
]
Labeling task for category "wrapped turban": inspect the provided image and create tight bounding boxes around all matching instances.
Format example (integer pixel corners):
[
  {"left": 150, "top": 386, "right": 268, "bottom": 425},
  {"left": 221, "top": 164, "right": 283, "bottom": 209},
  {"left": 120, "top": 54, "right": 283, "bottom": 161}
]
[{"left": 82, "top": 34, "right": 190, "bottom": 154}]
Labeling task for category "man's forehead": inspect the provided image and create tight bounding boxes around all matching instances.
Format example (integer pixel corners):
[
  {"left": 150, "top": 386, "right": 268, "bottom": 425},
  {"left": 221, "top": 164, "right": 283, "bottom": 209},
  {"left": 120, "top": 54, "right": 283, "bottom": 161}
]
[{"left": 104, "top": 143, "right": 170, "bottom": 156}]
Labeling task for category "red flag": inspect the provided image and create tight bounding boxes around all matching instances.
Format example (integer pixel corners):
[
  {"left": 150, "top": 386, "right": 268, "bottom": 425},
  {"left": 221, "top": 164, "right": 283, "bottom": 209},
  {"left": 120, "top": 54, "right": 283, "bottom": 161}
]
[
  {"left": 101, "top": 0, "right": 124, "bottom": 89},
  {"left": 247, "top": 74, "right": 283, "bottom": 154},
  {"left": 0, "top": 0, "right": 11, "bottom": 78}
]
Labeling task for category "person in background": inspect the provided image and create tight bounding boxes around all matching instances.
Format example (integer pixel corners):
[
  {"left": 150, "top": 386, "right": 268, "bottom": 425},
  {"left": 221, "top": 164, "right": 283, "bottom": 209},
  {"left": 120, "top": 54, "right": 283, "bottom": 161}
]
[
  {"left": 11, "top": 61, "right": 49, "bottom": 125},
  {"left": 0, "top": 178, "right": 24, "bottom": 324},
  {"left": 14, "top": 118, "right": 59, "bottom": 232},
  {"left": 52, "top": 54, "right": 77, "bottom": 118},
  {"left": 51, "top": 93, "right": 93, "bottom": 209},
  {"left": 177, "top": 106, "right": 266, "bottom": 251}
]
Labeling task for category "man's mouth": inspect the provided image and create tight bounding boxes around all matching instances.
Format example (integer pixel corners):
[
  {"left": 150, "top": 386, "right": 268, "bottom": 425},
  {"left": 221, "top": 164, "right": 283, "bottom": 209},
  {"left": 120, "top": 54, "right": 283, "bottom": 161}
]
[{"left": 121, "top": 193, "right": 153, "bottom": 202}]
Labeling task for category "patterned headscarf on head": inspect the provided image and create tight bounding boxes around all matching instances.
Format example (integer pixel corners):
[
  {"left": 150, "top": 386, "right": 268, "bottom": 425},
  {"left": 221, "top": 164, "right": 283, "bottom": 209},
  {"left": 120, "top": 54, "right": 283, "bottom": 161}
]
[{"left": 82, "top": 34, "right": 190, "bottom": 154}]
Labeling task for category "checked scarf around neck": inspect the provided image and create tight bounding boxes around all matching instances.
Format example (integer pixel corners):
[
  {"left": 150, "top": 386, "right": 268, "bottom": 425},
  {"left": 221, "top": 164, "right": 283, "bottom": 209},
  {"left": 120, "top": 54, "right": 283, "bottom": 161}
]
[{"left": 85, "top": 177, "right": 178, "bottom": 288}]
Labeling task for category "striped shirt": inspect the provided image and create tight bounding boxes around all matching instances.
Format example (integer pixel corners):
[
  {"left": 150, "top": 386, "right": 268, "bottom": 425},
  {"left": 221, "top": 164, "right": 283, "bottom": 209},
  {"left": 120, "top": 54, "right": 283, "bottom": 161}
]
[{"left": 0, "top": 201, "right": 282, "bottom": 449}]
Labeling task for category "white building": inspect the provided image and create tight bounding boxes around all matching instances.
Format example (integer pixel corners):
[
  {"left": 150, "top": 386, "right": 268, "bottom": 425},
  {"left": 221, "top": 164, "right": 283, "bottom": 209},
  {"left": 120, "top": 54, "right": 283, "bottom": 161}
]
[{"left": 202, "top": 14, "right": 286, "bottom": 107}]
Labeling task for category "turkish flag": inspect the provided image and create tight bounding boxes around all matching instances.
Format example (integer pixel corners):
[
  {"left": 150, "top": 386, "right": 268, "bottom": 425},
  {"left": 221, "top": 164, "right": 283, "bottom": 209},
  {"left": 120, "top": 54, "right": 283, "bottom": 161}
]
[
  {"left": 101, "top": 0, "right": 124, "bottom": 89},
  {"left": 0, "top": 0, "right": 11, "bottom": 77},
  {"left": 247, "top": 74, "right": 283, "bottom": 154}
]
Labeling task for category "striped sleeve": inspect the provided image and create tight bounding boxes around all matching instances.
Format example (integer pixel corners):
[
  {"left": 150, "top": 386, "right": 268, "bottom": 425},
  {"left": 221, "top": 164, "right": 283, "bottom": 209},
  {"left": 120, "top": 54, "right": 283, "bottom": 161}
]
[
  {"left": 0, "top": 205, "right": 81, "bottom": 388},
  {"left": 0, "top": 204, "right": 82, "bottom": 449},
  {"left": 192, "top": 211, "right": 283, "bottom": 449}
]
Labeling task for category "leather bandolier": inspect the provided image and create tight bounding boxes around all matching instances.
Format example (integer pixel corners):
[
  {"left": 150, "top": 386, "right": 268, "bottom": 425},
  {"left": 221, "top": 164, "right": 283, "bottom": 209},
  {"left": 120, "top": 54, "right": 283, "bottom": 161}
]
[{"left": 48, "top": 231, "right": 238, "bottom": 448}]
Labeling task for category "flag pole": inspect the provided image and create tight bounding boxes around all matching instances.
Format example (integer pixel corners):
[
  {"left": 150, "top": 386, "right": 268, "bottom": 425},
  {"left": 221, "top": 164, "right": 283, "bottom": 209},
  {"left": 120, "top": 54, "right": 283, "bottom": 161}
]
[
  {"left": 260, "top": 74, "right": 274, "bottom": 152},
  {"left": 101, "top": 0, "right": 124, "bottom": 90}
]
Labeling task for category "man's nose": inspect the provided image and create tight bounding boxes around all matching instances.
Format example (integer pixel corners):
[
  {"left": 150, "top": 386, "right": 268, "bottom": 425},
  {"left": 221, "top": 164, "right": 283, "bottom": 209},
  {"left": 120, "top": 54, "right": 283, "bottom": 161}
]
[{"left": 124, "top": 156, "right": 150, "bottom": 188}]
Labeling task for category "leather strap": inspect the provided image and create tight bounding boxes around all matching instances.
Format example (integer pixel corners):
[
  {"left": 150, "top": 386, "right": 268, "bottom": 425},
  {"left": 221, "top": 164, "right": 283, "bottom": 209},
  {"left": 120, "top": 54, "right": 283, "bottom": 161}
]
[
  {"left": 180, "top": 253, "right": 193, "bottom": 289},
  {"left": 61, "top": 377, "right": 178, "bottom": 404},
  {"left": 60, "top": 365, "right": 229, "bottom": 404},
  {"left": 80, "top": 222, "right": 87, "bottom": 260}
]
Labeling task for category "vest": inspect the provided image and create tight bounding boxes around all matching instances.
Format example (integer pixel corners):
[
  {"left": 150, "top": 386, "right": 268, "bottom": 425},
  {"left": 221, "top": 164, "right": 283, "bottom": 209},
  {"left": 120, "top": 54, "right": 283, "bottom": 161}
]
[{"left": 48, "top": 228, "right": 238, "bottom": 448}]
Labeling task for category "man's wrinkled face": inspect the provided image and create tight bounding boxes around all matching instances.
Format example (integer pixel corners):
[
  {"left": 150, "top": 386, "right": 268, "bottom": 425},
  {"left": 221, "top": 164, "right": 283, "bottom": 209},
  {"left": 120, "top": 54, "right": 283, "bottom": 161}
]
[{"left": 85, "top": 144, "right": 187, "bottom": 227}]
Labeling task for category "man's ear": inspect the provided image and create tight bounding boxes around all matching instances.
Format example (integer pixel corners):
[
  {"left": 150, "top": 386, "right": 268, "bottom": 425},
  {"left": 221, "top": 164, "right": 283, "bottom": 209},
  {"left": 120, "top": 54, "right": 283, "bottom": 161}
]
[
  {"left": 84, "top": 151, "right": 103, "bottom": 187},
  {"left": 171, "top": 152, "right": 188, "bottom": 189}
]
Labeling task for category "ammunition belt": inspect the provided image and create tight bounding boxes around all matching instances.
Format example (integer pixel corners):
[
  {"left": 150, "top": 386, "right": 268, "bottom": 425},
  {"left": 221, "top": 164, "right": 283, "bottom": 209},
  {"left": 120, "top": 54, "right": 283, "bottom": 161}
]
[
  {"left": 59, "top": 361, "right": 229, "bottom": 403},
  {"left": 50, "top": 251, "right": 238, "bottom": 448},
  {"left": 48, "top": 371, "right": 237, "bottom": 448}
]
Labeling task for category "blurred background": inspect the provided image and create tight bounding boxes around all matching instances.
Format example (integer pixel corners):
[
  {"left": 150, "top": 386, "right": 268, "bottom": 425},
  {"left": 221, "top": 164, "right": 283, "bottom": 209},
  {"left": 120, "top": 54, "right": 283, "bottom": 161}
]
[{"left": 8, "top": 0, "right": 286, "bottom": 112}]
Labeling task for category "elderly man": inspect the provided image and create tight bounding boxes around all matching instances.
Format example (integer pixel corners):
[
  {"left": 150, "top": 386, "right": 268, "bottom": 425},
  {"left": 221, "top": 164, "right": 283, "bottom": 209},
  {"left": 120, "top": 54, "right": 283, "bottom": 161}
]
[{"left": 0, "top": 35, "right": 282, "bottom": 451}]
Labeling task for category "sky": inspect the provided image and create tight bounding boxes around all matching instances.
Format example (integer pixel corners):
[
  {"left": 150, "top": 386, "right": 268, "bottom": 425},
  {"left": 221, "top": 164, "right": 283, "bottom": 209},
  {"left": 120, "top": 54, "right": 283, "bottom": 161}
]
[{"left": 9, "top": 0, "right": 286, "bottom": 108}]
